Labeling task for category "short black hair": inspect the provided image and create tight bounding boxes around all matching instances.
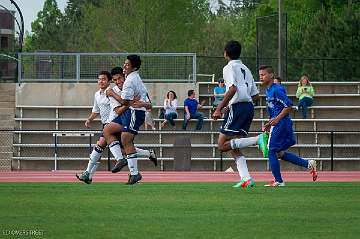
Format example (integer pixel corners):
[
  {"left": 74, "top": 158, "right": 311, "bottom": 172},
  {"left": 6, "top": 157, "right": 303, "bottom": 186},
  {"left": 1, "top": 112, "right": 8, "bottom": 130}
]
[
  {"left": 187, "top": 89, "right": 195, "bottom": 97},
  {"left": 98, "top": 71, "right": 112, "bottom": 81},
  {"left": 127, "top": 54, "right": 141, "bottom": 70},
  {"left": 218, "top": 79, "right": 224, "bottom": 83},
  {"left": 258, "top": 65, "right": 274, "bottom": 74},
  {"left": 111, "top": 67, "right": 124, "bottom": 76},
  {"left": 224, "top": 40, "right": 242, "bottom": 60},
  {"left": 167, "top": 90, "right": 177, "bottom": 99},
  {"left": 274, "top": 76, "right": 282, "bottom": 83}
]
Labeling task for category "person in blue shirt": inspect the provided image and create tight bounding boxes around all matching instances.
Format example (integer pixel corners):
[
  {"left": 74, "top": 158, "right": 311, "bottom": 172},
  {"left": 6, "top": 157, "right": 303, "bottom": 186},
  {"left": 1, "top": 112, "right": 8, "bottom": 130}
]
[
  {"left": 213, "top": 79, "right": 226, "bottom": 107},
  {"left": 259, "top": 65, "right": 318, "bottom": 187},
  {"left": 182, "top": 90, "right": 205, "bottom": 130}
]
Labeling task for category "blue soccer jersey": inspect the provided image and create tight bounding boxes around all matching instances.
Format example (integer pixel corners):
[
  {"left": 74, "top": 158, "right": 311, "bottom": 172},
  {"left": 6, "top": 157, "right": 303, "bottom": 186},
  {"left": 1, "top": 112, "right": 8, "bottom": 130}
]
[
  {"left": 266, "top": 83, "right": 293, "bottom": 119},
  {"left": 266, "top": 83, "right": 296, "bottom": 152}
]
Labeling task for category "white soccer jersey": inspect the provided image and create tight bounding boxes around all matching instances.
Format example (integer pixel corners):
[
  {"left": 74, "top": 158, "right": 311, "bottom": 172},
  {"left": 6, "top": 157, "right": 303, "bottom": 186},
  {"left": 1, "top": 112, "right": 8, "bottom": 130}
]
[
  {"left": 121, "top": 71, "right": 149, "bottom": 111},
  {"left": 107, "top": 85, "right": 122, "bottom": 123},
  {"left": 223, "top": 59, "right": 259, "bottom": 105},
  {"left": 92, "top": 88, "right": 111, "bottom": 124}
]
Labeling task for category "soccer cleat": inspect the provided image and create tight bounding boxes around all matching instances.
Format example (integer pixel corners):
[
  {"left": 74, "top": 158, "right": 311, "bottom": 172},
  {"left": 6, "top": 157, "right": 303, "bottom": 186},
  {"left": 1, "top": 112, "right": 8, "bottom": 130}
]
[
  {"left": 257, "top": 132, "right": 269, "bottom": 158},
  {"left": 76, "top": 171, "right": 92, "bottom": 184},
  {"left": 232, "top": 178, "right": 255, "bottom": 188},
  {"left": 126, "top": 173, "right": 142, "bottom": 185},
  {"left": 111, "top": 159, "right": 128, "bottom": 173},
  {"left": 149, "top": 149, "right": 158, "bottom": 167},
  {"left": 264, "top": 181, "right": 285, "bottom": 187},
  {"left": 308, "top": 160, "right": 318, "bottom": 181}
]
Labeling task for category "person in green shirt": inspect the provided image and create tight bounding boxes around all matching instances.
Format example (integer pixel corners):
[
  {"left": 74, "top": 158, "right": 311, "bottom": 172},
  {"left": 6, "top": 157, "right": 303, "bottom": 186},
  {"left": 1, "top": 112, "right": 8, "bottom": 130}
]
[{"left": 296, "top": 75, "right": 315, "bottom": 119}]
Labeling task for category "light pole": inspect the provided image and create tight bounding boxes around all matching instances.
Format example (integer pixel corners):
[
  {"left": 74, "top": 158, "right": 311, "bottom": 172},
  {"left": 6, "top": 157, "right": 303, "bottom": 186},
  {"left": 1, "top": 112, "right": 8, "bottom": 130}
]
[
  {"left": 9, "top": 0, "right": 24, "bottom": 52},
  {"left": 278, "top": 0, "right": 283, "bottom": 79}
]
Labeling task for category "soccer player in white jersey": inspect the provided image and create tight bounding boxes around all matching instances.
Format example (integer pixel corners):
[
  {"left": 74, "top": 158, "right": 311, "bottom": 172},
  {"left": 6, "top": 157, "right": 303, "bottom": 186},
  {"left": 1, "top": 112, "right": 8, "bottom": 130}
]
[
  {"left": 76, "top": 68, "right": 157, "bottom": 184},
  {"left": 76, "top": 71, "right": 112, "bottom": 184},
  {"left": 103, "top": 55, "right": 151, "bottom": 184},
  {"left": 106, "top": 67, "right": 157, "bottom": 169},
  {"left": 212, "top": 40, "right": 268, "bottom": 188}
]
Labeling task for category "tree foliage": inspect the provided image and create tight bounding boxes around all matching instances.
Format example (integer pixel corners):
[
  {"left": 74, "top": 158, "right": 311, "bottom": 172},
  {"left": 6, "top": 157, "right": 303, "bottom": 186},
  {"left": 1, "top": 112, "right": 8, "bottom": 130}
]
[{"left": 24, "top": 0, "right": 360, "bottom": 60}]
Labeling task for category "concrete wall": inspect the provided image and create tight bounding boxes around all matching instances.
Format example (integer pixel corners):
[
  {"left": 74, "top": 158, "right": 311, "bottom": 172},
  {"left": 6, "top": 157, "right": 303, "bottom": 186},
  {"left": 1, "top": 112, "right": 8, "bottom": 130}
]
[{"left": 16, "top": 82, "right": 198, "bottom": 106}]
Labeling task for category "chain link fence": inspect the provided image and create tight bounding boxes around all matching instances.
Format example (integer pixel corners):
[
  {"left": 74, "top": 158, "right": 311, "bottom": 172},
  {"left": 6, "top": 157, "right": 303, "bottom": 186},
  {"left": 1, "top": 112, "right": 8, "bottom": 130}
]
[
  {"left": 197, "top": 56, "right": 360, "bottom": 82},
  {"left": 18, "top": 53, "right": 196, "bottom": 83},
  {"left": 0, "top": 53, "right": 17, "bottom": 82}
]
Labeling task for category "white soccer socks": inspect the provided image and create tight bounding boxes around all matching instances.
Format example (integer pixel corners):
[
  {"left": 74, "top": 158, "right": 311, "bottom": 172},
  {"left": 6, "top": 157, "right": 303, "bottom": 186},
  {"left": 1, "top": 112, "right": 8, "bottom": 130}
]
[
  {"left": 127, "top": 153, "right": 138, "bottom": 175},
  {"left": 235, "top": 156, "right": 251, "bottom": 181},
  {"left": 230, "top": 136, "right": 259, "bottom": 150},
  {"left": 109, "top": 141, "right": 124, "bottom": 162},
  {"left": 135, "top": 148, "right": 150, "bottom": 158}
]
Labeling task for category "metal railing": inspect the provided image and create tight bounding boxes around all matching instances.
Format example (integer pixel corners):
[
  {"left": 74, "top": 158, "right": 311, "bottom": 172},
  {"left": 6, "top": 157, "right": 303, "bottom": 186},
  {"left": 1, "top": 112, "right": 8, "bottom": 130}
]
[
  {"left": 18, "top": 52, "right": 197, "bottom": 83},
  {"left": 1, "top": 129, "right": 359, "bottom": 171}
]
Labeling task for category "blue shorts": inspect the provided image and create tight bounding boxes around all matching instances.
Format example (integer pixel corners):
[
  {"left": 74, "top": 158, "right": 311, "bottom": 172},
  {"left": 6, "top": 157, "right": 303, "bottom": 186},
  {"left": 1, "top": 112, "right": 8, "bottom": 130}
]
[
  {"left": 220, "top": 102, "right": 254, "bottom": 136},
  {"left": 268, "top": 118, "right": 296, "bottom": 152},
  {"left": 112, "top": 108, "right": 145, "bottom": 135}
]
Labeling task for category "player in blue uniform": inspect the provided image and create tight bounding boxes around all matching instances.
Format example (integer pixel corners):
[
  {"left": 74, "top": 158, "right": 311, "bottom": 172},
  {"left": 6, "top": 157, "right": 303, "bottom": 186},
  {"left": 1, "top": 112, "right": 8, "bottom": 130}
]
[{"left": 259, "top": 65, "right": 318, "bottom": 187}]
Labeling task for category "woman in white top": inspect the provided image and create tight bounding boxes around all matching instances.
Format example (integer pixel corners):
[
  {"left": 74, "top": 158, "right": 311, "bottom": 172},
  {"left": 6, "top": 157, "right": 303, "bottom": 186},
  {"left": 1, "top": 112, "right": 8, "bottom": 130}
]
[{"left": 161, "top": 90, "right": 178, "bottom": 129}]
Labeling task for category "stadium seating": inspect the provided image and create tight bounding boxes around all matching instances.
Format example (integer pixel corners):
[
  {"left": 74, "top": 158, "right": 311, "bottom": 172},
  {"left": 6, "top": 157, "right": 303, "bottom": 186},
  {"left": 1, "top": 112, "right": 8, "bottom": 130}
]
[{"left": 10, "top": 81, "right": 360, "bottom": 171}]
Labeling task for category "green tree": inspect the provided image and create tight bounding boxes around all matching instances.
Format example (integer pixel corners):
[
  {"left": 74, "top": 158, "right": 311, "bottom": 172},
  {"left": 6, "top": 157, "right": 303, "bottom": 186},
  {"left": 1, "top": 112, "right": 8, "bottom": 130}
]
[{"left": 24, "top": 0, "right": 63, "bottom": 51}]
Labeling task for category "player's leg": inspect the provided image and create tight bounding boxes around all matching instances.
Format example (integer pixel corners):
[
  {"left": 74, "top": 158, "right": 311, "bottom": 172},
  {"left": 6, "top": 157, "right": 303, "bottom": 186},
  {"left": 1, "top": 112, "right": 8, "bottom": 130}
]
[
  {"left": 76, "top": 136, "right": 107, "bottom": 184},
  {"left": 265, "top": 148, "right": 285, "bottom": 187},
  {"left": 122, "top": 132, "right": 142, "bottom": 184},
  {"left": 103, "top": 122, "right": 127, "bottom": 173},
  {"left": 135, "top": 147, "right": 157, "bottom": 167},
  {"left": 279, "top": 151, "right": 318, "bottom": 181},
  {"left": 230, "top": 132, "right": 269, "bottom": 158},
  {"left": 231, "top": 148, "right": 254, "bottom": 188},
  {"left": 265, "top": 126, "right": 287, "bottom": 186},
  {"left": 218, "top": 133, "right": 253, "bottom": 188}
]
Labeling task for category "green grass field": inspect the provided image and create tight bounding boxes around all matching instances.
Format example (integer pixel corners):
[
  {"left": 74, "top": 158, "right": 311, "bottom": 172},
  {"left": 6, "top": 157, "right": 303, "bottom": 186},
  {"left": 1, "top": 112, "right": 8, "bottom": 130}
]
[{"left": 0, "top": 182, "right": 359, "bottom": 239}]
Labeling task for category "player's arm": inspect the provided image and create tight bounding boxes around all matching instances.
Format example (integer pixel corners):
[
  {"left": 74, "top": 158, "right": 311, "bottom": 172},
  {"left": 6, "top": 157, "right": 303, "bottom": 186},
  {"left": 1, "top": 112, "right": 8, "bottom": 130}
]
[
  {"left": 212, "top": 85, "right": 236, "bottom": 120},
  {"left": 131, "top": 100, "right": 152, "bottom": 110},
  {"left": 86, "top": 98, "right": 100, "bottom": 128},
  {"left": 85, "top": 112, "right": 99, "bottom": 128},
  {"left": 267, "top": 107, "right": 292, "bottom": 126},
  {"left": 264, "top": 89, "right": 293, "bottom": 129},
  {"left": 107, "top": 89, "right": 126, "bottom": 105}
]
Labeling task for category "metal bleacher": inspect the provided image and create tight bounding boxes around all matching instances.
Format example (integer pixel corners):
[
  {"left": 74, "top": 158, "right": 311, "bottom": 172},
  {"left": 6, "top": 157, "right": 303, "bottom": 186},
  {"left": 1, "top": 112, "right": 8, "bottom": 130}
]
[{"left": 12, "top": 81, "right": 360, "bottom": 171}]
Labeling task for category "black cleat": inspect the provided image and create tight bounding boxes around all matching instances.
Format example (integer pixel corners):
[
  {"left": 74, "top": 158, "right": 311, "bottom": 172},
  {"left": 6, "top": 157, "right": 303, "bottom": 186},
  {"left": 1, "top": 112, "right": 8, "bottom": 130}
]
[
  {"left": 126, "top": 173, "right": 142, "bottom": 185},
  {"left": 149, "top": 149, "right": 158, "bottom": 167},
  {"left": 111, "top": 159, "right": 128, "bottom": 173},
  {"left": 76, "top": 171, "right": 92, "bottom": 184}
]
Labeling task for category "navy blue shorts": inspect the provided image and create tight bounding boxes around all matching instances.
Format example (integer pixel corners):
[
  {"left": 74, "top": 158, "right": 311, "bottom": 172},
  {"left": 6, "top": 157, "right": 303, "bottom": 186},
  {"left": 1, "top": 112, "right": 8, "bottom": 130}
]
[
  {"left": 112, "top": 108, "right": 145, "bottom": 135},
  {"left": 220, "top": 102, "right": 254, "bottom": 136},
  {"left": 268, "top": 118, "right": 296, "bottom": 152}
]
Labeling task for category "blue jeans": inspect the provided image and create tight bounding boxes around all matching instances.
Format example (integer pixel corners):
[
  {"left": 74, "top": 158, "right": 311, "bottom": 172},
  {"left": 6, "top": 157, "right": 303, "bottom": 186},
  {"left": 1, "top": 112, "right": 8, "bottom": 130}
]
[
  {"left": 298, "top": 97, "right": 313, "bottom": 119},
  {"left": 165, "top": 112, "right": 178, "bottom": 126},
  {"left": 182, "top": 112, "right": 204, "bottom": 130}
]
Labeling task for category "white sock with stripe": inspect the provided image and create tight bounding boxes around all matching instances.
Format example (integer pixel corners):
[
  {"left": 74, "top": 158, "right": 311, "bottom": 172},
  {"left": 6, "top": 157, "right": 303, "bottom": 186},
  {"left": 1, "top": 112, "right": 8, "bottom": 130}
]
[
  {"left": 127, "top": 153, "right": 138, "bottom": 175},
  {"left": 109, "top": 141, "right": 124, "bottom": 161}
]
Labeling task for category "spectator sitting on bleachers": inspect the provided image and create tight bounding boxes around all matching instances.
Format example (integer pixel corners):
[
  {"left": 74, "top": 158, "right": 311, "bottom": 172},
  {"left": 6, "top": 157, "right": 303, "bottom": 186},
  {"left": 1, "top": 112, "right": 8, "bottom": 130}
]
[
  {"left": 213, "top": 79, "right": 226, "bottom": 107},
  {"left": 296, "top": 75, "right": 315, "bottom": 119},
  {"left": 182, "top": 90, "right": 205, "bottom": 131},
  {"left": 161, "top": 90, "right": 178, "bottom": 129}
]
